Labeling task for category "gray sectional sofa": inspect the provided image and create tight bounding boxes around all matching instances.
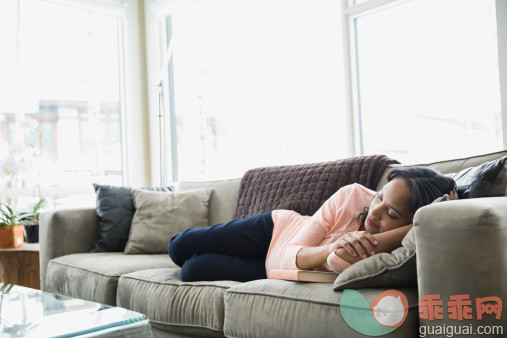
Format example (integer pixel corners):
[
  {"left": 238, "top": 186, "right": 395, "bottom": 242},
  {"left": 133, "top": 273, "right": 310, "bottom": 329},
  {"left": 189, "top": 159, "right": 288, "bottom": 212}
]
[{"left": 39, "top": 151, "right": 507, "bottom": 337}]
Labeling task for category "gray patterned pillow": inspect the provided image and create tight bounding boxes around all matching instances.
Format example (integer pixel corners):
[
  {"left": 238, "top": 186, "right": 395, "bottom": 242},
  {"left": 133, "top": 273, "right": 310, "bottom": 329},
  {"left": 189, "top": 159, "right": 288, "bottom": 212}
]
[
  {"left": 333, "top": 194, "right": 450, "bottom": 291},
  {"left": 92, "top": 184, "right": 174, "bottom": 252}
]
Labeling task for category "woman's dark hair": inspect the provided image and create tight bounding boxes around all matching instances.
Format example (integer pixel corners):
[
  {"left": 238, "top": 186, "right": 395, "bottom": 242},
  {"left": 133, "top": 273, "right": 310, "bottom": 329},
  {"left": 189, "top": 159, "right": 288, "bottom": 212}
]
[
  {"left": 358, "top": 167, "right": 456, "bottom": 226},
  {"left": 387, "top": 167, "right": 456, "bottom": 213}
]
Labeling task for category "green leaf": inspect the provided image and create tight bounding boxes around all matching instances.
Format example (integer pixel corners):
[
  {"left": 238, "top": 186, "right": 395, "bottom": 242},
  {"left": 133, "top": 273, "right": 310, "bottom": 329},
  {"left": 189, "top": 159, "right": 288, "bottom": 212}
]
[
  {"left": 4, "top": 204, "right": 14, "bottom": 217},
  {"left": 5, "top": 284, "right": 13, "bottom": 293},
  {"left": 19, "top": 212, "right": 37, "bottom": 220},
  {"left": 0, "top": 204, "right": 8, "bottom": 217},
  {"left": 0, "top": 283, "right": 14, "bottom": 294},
  {"left": 33, "top": 198, "right": 45, "bottom": 213}
]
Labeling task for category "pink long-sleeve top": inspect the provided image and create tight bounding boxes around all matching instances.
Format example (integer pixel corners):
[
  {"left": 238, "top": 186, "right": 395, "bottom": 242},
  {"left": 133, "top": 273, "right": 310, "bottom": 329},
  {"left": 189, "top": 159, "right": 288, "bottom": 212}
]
[{"left": 265, "top": 183, "right": 375, "bottom": 277}]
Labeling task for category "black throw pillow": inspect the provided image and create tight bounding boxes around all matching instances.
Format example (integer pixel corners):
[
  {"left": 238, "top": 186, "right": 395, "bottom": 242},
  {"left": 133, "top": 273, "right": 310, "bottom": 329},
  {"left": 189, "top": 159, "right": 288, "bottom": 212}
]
[
  {"left": 447, "top": 157, "right": 507, "bottom": 199},
  {"left": 92, "top": 184, "right": 174, "bottom": 252}
]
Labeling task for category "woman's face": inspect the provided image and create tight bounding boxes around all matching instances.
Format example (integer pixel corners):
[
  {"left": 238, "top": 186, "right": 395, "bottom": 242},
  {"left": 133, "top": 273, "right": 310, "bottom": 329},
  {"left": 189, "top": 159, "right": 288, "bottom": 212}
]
[{"left": 365, "top": 178, "right": 415, "bottom": 234}]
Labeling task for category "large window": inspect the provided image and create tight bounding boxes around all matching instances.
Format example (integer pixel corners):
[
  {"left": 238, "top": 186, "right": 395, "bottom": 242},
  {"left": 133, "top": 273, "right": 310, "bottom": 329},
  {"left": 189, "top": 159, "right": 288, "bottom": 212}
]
[
  {"left": 0, "top": 0, "right": 126, "bottom": 209},
  {"left": 160, "top": 0, "right": 347, "bottom": 181},
  {"left": 150, "top": 0, "right": 507, "bottom": 183},
  {"left": 344, "top": 0, "right": 504, "bottom": 164}
]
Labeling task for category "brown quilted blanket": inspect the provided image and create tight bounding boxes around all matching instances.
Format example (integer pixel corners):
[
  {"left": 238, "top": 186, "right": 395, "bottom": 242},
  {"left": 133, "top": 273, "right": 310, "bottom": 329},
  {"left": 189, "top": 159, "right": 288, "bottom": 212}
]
[{"left": 233, "top": 155, "right": 399, "bottom": 219}]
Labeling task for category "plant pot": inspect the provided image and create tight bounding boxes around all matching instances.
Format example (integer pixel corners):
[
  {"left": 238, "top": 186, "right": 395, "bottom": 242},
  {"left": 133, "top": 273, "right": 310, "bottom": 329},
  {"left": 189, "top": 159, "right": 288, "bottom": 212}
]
[
  {"left": 24, "top": 223, "right": 39, "bottom": 243},
  {"left": 0, "top": 225, "right": 24, "bottom": 249}
]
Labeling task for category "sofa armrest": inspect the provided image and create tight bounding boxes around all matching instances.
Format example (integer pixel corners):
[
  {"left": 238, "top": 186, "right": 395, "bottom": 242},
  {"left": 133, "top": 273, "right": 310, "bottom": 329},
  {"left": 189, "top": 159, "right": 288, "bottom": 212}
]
[
  {"left": 39, "top": 208, "right": 99, "bottom": 290},
  {"left": 414, "top": 197, "right": 507, "bottom": 327}
]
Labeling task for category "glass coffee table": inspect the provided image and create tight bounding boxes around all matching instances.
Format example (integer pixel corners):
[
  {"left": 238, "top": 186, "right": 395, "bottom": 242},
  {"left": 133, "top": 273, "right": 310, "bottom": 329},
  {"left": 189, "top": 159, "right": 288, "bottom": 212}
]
[{"left": 0, "top": 285, "right": 152, "bottom": 337}]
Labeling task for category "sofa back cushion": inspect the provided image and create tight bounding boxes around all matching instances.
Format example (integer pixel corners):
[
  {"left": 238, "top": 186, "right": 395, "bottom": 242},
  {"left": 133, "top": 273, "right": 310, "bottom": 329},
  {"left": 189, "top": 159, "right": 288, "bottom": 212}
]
[
  {"left": 179, "top": 178, "right": 242, "bottom": 225},
  {"left": 375, "top": 150, "right": 507, "bottom": 191}
]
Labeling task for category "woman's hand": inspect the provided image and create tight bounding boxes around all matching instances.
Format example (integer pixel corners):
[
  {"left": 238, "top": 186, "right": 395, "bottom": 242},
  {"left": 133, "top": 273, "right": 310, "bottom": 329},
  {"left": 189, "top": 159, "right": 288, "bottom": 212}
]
[
  {"left": 331, "top": 224, "right": 413, "bottom": 268},
  {"left": 330, "top": 231, "right": 378, "bottom": 259},
  {"left": 450, "top": 190, "right": 459, "bottom": 200}
]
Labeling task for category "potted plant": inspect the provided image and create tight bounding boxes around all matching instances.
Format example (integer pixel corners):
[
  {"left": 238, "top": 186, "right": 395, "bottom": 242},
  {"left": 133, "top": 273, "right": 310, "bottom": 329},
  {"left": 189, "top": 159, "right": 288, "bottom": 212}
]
[
  {"left": 0, "top": 203, "right": 26, "bottom": 249},
  {"left": 18, "top": 199, "right": 45, "bottom": 243}
]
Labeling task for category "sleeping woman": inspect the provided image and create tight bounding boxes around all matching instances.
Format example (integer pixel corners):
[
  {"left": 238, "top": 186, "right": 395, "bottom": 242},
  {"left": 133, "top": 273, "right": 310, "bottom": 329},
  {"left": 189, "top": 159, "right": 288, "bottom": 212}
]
[{"left": 168, "top": 167, "right": 457, "bottom": 282}]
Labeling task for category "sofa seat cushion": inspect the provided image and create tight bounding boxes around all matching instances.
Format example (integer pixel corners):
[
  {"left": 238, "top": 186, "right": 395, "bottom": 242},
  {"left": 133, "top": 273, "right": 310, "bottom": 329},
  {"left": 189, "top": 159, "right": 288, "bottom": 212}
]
[
  {"left": 224, "top": 279, "right": 420, "bottom": 338},
  {"left": 117, "top": 268, "right": 240, "bottom": 337},
  {"left": 45, "top": 253, "right": 176, "bottom": 306}
]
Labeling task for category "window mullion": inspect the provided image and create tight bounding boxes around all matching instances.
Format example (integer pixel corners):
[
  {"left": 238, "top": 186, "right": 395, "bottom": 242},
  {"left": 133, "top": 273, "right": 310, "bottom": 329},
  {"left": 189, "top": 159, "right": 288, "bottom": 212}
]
[
  {"left": 341, "top": 0, "right": 357, "bottom": 157},
  {"left": 344, "top": 0, "right": 408, "bottom": 16},
  {"left": 39, "top": 0, "right": 127, "bottom": 17},
  {"left": 496, "top": 0, "right": 507, "bottom": 149}
]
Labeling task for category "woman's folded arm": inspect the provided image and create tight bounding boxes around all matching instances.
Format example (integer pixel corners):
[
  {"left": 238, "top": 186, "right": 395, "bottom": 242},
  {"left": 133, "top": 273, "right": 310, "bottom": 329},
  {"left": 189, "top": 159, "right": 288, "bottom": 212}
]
[
  {"left": 295, "top": 244, "right": 335, "bottom": 270},
  {"left": 328, "top": 224, "right": 413, "bottom": 272}
]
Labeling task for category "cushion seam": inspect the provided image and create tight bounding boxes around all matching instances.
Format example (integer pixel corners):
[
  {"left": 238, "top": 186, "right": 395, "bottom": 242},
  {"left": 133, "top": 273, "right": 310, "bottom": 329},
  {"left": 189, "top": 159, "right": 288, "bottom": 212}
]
[
  {"left": 119, "top": 274, "right": 234, "bottom": 289},
  {"left": 179, "top": 178, "right": 241, "bottom": 185},
  {"left": 150, "top": 319, "right": 224, "bottom": 334},
  {"left": 225, "top": 290, "right": 420, "bottom": 310},
  {"left": 49, "top": 260, "right": 125, "bottom": 278}
]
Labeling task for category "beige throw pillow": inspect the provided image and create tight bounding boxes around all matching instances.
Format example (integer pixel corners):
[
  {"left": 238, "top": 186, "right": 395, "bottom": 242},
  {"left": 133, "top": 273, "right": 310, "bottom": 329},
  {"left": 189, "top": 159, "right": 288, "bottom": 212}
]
[
  {"left": 124, "top": 188, "right": 212, "bottom": 254},
  {"left": 333, "top": 194, "right": 450, "bottom": 291}
]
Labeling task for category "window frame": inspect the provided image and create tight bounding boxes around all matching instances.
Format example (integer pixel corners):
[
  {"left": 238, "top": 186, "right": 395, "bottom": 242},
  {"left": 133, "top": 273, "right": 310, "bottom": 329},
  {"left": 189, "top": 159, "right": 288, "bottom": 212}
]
[
  {"left": 144, "top": 0, "right": 186, "bottom": 185},
  {"left": 341, "top": 0, "right": 507, "bottom": 157},
  {"left": 145, "top": 0, "right": 507, "bottom": 183},
  {"left": 147, "top": 0, "right": 353, "bottom": 183}
]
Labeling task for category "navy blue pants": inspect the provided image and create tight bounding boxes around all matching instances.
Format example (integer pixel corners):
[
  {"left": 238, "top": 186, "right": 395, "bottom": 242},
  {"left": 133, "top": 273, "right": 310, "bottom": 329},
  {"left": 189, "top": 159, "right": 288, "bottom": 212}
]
[{"left": 167, "top": 212, "right": 274, "bottom": 282}]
